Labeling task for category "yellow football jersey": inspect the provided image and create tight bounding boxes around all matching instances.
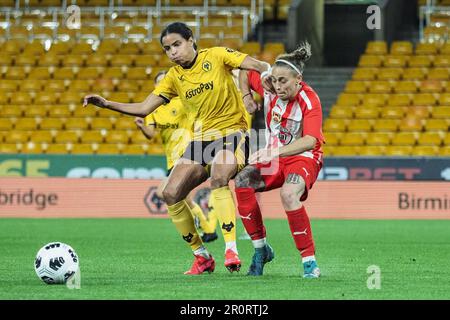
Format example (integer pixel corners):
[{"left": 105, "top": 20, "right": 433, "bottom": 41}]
[
  {"left": 145, "top": 97, "right": 192, "bottom": 170},
  {"left": 152, "top": 47, "right": 249, "bottom": 141}
]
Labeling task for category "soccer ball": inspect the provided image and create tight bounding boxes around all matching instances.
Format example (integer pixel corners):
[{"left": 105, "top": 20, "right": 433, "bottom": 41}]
[{"left": 34, "top": 242, "right": 79, "bottom": 284}]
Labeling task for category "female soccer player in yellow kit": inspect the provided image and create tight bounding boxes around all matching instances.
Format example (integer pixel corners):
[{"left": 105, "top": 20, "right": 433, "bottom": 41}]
[
  {"left": 135, "top": 70, "right": 218, "bottom": 242},
  {"left": 83, "top": 22, "right": 272, "bottom": 275}
]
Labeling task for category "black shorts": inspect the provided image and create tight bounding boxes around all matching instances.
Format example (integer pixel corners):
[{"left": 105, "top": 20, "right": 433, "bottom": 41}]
[{"left": 181, "top": 130, "right": 249, "bottom": 171}]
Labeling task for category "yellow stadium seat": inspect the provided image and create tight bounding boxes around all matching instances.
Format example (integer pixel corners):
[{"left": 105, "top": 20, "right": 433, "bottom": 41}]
[
  {"left": 48, "top": 42, "right": 73, "bottom": 55},
  {"left": 366, "top": 41, "right": 387, "bottom": 55},
  {"left": 104, "top": 26, "right": 126, "bottom": 39},
  {"left": 104, "top": 131, "right": 129, "bottom": 144},
  {"left": 418, "top": 132, "right": 443, "bottom": 146},
  {"left": 408, "top": 55, "right": 433, "bottom": 68},
  {"left": 0, "top": 92, "right": 9, "bottom": 104},
  {"left": 110, "top": 54, "right": 135, "bottom": 67},
  {"left": 70, "top": 80, "right": 92, "bottom": 92},
  {"left": 402, "top": 68, "right": 427, "bottom": 80},
  {"left": 65, "top": 118, "right": 90, "bottom": 130},
  {"left": 439, "top": 42, "right": 450, "bottom": 55},
  {"left": 127, "top": 67, "right": 151, "bottom": 80},
  {"left": 147, "top": 144, "right": 165, "bottom": 155},
  {"left": 40, "top": 118, "right": 65, "bottom": 130},
  {"left": 77, "top": 67, "right": 104, "bottom": 80},
  {"left": 0, "top": 55, "right": 14, "bottom": 66},
  {"left": 71, "top": 43, "right": 94, "bottom": 55},
  {"left": 387, "top": 94, "right": 411, "bottom": 107},
  {"left": 344, "top": 81, "right": 367, "bottom": 93},
  {"left": 439, "top": 146, "right": 450, "bottom": 156},
  {"left": 323, "top": 118, "right": 347, "bottom": 132},
  {"left": 358, "top": 145, "right": 386, "bottom": 156},
  {"left": 415, "top": 42, "right": 439, "bottom": 55},
  {"left": 432, "top": 106, "right": 450, "bottom": 118},
  {"left": 85, "top": 54, "right": 109, "bottom": 67},
  {"left": 381, "top": 107, "right": 405, "bottom": 119},
  {"left": 32, "top": 131, "right": 54, "bottom": 143},
  {"left": 96, "top": 144, "right": 122, "bottom": 154},
  {"left": 44, "top": 80, "right": 66, "bottom": 92},
  {"left": 369, "top": 81, "right": 392, "bottom": 93},
  {"left": 130, "top": 131, "right": 151, "bottom": 144},
  {"left": 424, "top": 119, "right": 449, "bottom": 131},
  {"left": 336, "top": 93, "right": 361, "bottom": 106},
  {"left": 1, "top": 106, "right": 24, "bottom": 117},
  {"left": 91, "top": 118, "right": 114, "bottom": 130},
  {"left": 22, "top": 142, "right": 43, "bottom": 154},
  {"left": 157, "top": 55, "right": 174, "bottom": 68},
  {"left": 45, "top": 143, "right": 70, "bottom": 154},
  {"left": 362, "top": 93, "right": 388, "bottom": 107},
  {"left": 135, "top": 55, "right": 157, "bottom": 67},
  {"left": 395, "top": 81, "right": 418, "bottom": 93},
  {"left": 390, "top": 41, "right": 413, "bottom": 55},
  {"left": 59, "top": 93, "right": 84, "bottom": 105},
  {"left": 427, "top": 68, "right": 449, "bottom": 80},
  {"left": 354, "top": 105, "right": 379, "bottom": 119},
  {"left": 102, "top": 67, "right": 124, "bottom": 80},
  {"left": 62, "top": 55, "right": 86, "bottom": 67},
  {"left": 0, "top": 118, "right": 15, "bottom": 130},
  {"left": 96, "top": 108, "right": 119, "bottom": 117},
  {"left": 385, "top": 146, "right": 413, "bottom": 156},
  {"left": 53, "top": 68, "right": 76, "bottom": 80},
  {"left": 81, "top": 131, "right": 104, "bottom": 143},
  {"left": 332, "top": 146, "right": 360, "bottom": 156},
  {"left": 383, "top": 55, "right": 408, "bottom": 68},
  {"left": 419, "top": 80, "right": 443, "bottom": 93},
  {"left": 15, "top": 55, "right": 37, "bottom": 67},
  {"left": 96, "top": 39, "right": 121, "bottom": 54},
  {"left": 20, "top": 80, "right": 42, "bottom": 92},
  {"left": 322, "top": 145, "right": 335, "bottom": 156},
  {"left": 347, "top": 119, "right": 373, "bottom": 132},
  {"left": 108, "top": 92, "right": 132, "bottom": 103},
  {"left": 0, "top": 80, "right": 19, "bottom": 92},
  {"left": 119, "top": 43, "right": 141, "bottom": 55},
  {"left": 35, "top": 93, "right": 57, "bottom": 105},
  {"left": 373, "top": 119, "right": 399, "bottom": 132},
  {"left": 5, "top": 131, "right": 29, "bottom": 144},
  {"left": 444, "top": 133, "right": 450, "bottom": 146},
  {"left": 70, "top": 143, "right": 94, "bottom": 154},
  {"left": 391, "top": 132, "right": 417, "bottom": 146},
  {"left": 329, "top": 106, "right": 354, "bottom": 119},
  {"left": 323, "top": 133, "right": 341, "bottom": 146},
  {"left": 5, "top": 67, "right": 27, "bottom": 80},
  {"left": 366, "top": 132, "right": 392, "bottom": 145},
  {"left": 409, "top": 106, "right": 431, "bottom": 118},
  {"left": 240, "top": 42, "right": 261, "bottom": 56},
  {"left": 433, "top": 55, "right": 450, "bottom": 68},
  {"left": 263, "top": 42, "right": 285, "bottom": 55},
  {"left": 28, "top": 67, "right": 52, "bottom": 80},
  {"left": 0, "top": 143, "right": 21, "bottom": 153},
  {"left": 377, "top": 68, "right": 403, "bottom": 80},
  {"left": 2, "top": 40, "right": 24, "bottom": 55},
  {"left": 340, "top": 132, "right": 366, "bottom": 146},
  {"left": 114, "top": 117, "right": 136, "bottom": 130},
  {"left": 14, "top": 118, "right": 38, "bottom": 131},
  {"left": 398, "top": 118, "right": 423, "bottom": 132},
  {"left": 122, "top": 144, "right": 148, "bottom": 155},
  {"left": 26, "top": 107, "right": 48, "bottom": 117},
  {"left": 117, "top": 81, "right": 140, "bottom": 92},
  {"left": 55, "top": 131, "right": 80, "bottom": 143},
  {"left": 412, "top": 145, "right": 439, "bottom": 156},
  {"left": 414, "top": 93, "right": 437, "bottom": 106},
  {"left": 358, "top": 55, "right": 383, "bottom": 67},
  {"left": 352, "top": 68, "right": 378, "bottom": 80}
]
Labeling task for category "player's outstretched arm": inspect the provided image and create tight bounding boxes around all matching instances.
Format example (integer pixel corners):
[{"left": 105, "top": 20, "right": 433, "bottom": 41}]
[
  {"left": 82, "top": 93, "right": 165, "bottom": 118},
  {"left": 239, "top": 69, "right": 260, "bottom": 114},
  {"left": 135, "top": 117, "right": 155, "bottom": 140},
  {"left": 239, "top": 56, "right": 275, "bottom": 94}
]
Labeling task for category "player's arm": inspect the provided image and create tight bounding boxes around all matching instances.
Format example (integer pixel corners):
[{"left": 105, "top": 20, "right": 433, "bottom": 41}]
[
  {"left": 239, "top": 69, "right": 260, "bottom": 114},
  {"left": 83, "top": 93, "right": 164, "bottom": 117},
  {"left": 239, "top": 56, "right": 274, "bottom": 94},
  {"left": 135, "top": 117, "right": 156, "bottom": 140}
]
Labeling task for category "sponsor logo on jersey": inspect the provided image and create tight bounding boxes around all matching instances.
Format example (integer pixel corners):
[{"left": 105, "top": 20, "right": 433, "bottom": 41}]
[
  {"left": 278, "top": 126, "right": 293, "bottom": 145},
  {"left": 185, "top": 81, "right": 214, "bottom": 99}
]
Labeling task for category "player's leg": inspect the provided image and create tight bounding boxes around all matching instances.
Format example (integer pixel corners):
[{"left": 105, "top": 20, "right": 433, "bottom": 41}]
[
  {"left": 210, "top": 148, "right": 242, "bottom": 272},
  {"left": 185, "top": 193, "right": 218, "bottom": 242},
  {"left": 234, "top": 164, "right": 277, "bottom": 275},
  {"left": 162, "top": 160, "right": 214, "bottom": 275},
  {"left": 280, "top": 158, "right": 321, "bottom": 278}
]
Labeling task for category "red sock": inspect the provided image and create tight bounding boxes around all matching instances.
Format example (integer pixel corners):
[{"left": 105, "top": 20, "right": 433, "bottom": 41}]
[
  {"left": 235, "top": 187, "right": 266, "bottom": 240},
  {"left": 286, "top": 206, "right": 315, "bottom": 258}
]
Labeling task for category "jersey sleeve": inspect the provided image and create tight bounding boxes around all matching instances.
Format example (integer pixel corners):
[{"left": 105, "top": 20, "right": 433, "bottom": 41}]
[
  {"left": 247, "top": 70, "right": 264, "bottom": 97},
  {"left": 301, "top": 90, "right": 325, "bottom": 144},
  {"left": 213, "top": 47, "right": 248, "bottom": 69},
  {"left": 152, "top": 68, "right": 177, "bottom": 102}
]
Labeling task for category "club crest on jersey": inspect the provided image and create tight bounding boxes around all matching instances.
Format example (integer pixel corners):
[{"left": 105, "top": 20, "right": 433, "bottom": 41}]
[
  {"left": 278, "top": 126, "right": 293, "bottom": 145},
  {"left": 202, "top": 61, "right": 212, "bottom": 72}
]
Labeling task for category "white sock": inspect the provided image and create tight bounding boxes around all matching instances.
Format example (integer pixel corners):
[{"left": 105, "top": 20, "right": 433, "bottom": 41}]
[
  {"left": 252, "top": 238, "right": 267, "bottom": 249},
  {"left": 302, "top": 255, "right": 316, "bottom": 263},
  {"left": 193, "top": 246, "right": 210, "bottom": 259},
  {"left": 225, "top": 241, "right": 238, "bottom": 254}
]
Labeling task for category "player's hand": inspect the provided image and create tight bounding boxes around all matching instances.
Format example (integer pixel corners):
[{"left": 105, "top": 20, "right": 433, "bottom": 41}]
[
  {"left": 134, "top": 117, "right": 145, "bottom": 129},
  {"left": 249, "top": 148, "right": 279, "bottom": 164},
  {"left": 261, "top": 74, "right": 275, "bottom": 94},
  {"left": 83, "top": 94, "right": 108, "bottom": 108},
  {"left": 243, "top": 95, "right": 260, "bottom": 114}
]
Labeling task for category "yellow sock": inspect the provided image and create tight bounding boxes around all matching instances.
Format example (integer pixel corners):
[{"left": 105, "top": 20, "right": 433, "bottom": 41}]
[
  {"left": 211, "top": 186, "right": 237, "bottom": 243},
  {"left": 190, "top": 202, "right": 216, "bottom": 234},
  {"left": 167, "top": 200, "right": 203, "bottom": 251},
  {"left": 206, "top": 194, "right": 218, "bottom": 232}
]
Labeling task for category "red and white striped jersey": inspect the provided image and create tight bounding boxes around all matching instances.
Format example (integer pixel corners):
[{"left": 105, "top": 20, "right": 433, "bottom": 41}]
[{"left": 248, "top": 70, "right": 324, "bottom": 165}]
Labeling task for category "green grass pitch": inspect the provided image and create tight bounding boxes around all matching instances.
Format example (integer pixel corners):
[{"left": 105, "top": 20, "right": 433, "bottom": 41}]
[{"left": 1, "top": 218, "right": 449, "bottom": 300}]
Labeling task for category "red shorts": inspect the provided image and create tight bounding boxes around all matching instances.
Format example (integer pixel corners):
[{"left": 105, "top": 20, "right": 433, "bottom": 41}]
[{"left": 254, "top": 155, "right": 322, "bottom": 201}]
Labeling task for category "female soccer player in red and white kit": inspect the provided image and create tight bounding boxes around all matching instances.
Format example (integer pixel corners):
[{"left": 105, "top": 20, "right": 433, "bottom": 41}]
[{"left": 236, "top": 41, "right": 324, "bottom": 278}]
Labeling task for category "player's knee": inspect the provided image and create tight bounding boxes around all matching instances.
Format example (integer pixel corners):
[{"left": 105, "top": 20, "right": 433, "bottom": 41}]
[
  {"left": 210, "top": 175, "right": 230, "bottom": 189},
  {"left": 280, "top": 184, "right": 305, "bottom": 208},
  {"left": 235, "top": 170, "right": 251, "bottom": 188},
  {"left": 162, "top": 186, "right": 182, "bottom": 205}
]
